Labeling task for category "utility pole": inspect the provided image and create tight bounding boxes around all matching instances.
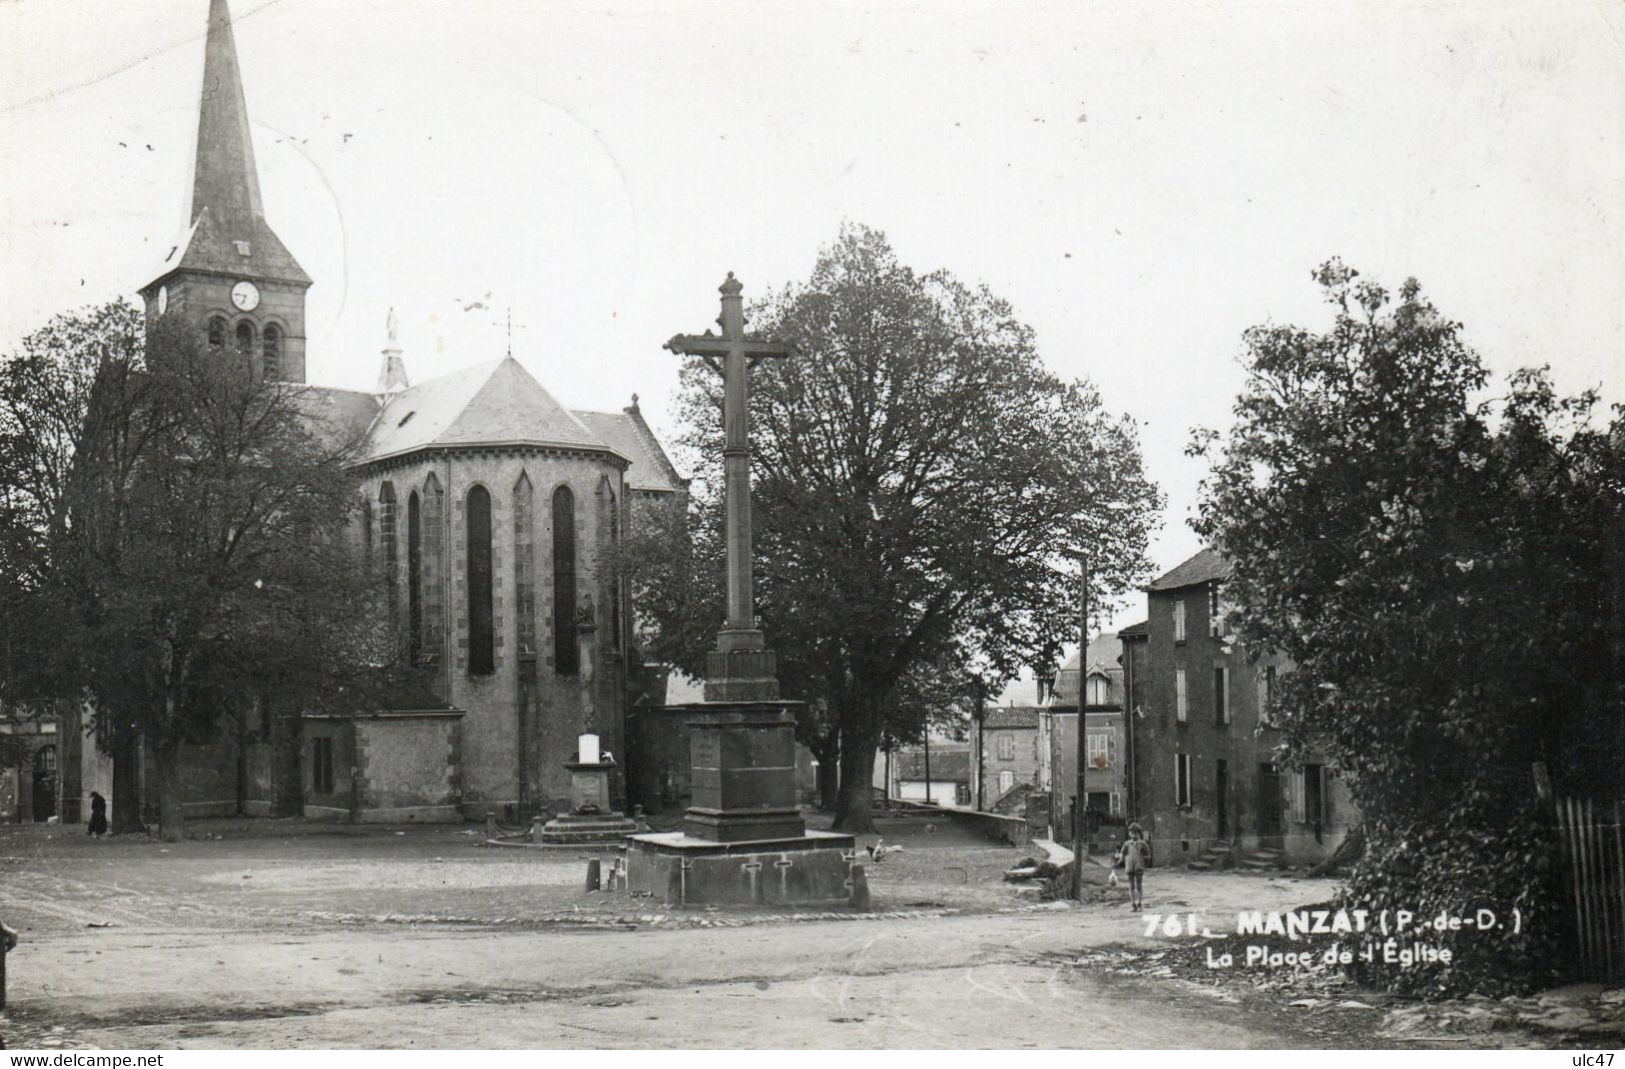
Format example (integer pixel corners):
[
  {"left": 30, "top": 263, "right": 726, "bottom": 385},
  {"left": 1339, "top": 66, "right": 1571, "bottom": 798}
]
[
  {"left": 922, "top": 728, "right": 931, "bottom": 805},
  {"left": 974, "top": 679, "right": 987, "bottom": 811},
  {"left": 1071, "top": 553, "right": 1090, "bottom": 901}
]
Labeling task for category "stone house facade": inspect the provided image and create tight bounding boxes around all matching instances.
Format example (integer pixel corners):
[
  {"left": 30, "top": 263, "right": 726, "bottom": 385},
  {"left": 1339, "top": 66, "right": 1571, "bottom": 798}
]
[
  {"left": 1130, "top": 549, "right": 1355, "bottom": 865},
  {"left": 972, "top": 706, "right": 1041, "bottom": 809}
]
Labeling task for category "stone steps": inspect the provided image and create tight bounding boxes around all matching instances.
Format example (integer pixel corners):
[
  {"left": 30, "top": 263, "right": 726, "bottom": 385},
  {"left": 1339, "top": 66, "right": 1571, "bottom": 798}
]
[
  {"left": 1186, "top": 843, "right": 1234, "bottom": 871},
  {"left": 1240, "top": 847, "right": 1286, "bottom": 871}
]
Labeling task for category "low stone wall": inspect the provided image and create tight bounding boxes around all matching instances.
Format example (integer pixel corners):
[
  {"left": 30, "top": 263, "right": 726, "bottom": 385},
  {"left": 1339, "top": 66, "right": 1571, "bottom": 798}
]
[{"left": 937, "top": 806, "right": 1031, "bottom": 846}]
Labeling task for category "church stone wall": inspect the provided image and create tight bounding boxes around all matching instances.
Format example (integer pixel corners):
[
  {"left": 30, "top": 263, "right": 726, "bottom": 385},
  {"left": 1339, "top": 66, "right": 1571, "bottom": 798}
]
[
  {"left": 353, "top": 714, "right": 462, "bottom": 821},
  {"left": 363, "top": 447, "right": 631, "bottom": 819}
]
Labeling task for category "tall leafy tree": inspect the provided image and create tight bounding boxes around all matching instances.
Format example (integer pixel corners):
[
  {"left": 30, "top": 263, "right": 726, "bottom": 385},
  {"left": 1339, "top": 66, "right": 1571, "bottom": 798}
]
[
  {"left": 1193, "top": 260, "right": 1622, "bottom": 994},
  {"left": 635, "top": 224, "right": 1160, "bottom": 831},
  {"left": 78, "top": 315, "right": 386, "bottom": 840},
  {"left": 0, "top": 301, "right": 158, "bottom": 830},
  {"left": 1, "top": 302, "right": 394, "bottom": 840}
]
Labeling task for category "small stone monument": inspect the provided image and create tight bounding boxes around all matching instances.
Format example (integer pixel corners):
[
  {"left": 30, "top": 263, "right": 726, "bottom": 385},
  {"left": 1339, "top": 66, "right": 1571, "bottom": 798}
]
[
  {"left": 535, "top": 733, "right": 638, "bottom": 845},
  {"left": 625, "top": 274, "right": 856, "bottom": 907}
]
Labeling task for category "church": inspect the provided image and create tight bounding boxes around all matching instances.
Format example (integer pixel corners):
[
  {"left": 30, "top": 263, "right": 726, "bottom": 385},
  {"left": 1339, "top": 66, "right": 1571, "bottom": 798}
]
[{"left": 120, "top": 0, "right": 686, "bottom": 823}]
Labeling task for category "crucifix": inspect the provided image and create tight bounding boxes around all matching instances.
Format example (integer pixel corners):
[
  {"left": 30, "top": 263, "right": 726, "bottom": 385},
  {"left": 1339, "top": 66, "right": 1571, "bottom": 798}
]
[{"left": 666, "top": 273, "right": 794, "bottom": 689}]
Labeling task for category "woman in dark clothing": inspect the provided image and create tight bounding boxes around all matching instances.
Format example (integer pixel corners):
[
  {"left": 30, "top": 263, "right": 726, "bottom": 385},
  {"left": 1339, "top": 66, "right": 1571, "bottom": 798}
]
[{"left": 87, "top": 791, "right": 107, "bottom": 838}]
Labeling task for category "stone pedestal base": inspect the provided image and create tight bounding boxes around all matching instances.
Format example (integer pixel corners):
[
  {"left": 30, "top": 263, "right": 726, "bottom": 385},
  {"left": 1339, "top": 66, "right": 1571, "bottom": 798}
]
[
  {"left": 535, "top": 759, "right": 636, "bottom": 845},
  {"left": 626, "top": 830, "right": 858, "bottom": 907},
  {"left": 535, "top": 810, "right": 638, "bottom": 845},
  {"left": 682, "top": 704, "right": 806, "bottom": 842}
]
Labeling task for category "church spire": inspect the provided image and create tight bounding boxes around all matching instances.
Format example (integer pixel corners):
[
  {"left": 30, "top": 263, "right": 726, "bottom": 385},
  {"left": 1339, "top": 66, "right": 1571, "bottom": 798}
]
[
  {"left": 152, "top": 0, "right": 308, "bottom": 288},
  {"left": 377, "top": 308, "right": 410, "bottom": 397},
  {"left": 191, "top": 0, "right": 264, "bottom": 228}
]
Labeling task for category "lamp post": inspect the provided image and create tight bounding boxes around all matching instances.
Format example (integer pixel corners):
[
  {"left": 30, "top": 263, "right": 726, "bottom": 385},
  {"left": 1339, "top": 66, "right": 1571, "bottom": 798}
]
[{"left": 1071, "top": 553, "right": 1090, "bottom": 902}]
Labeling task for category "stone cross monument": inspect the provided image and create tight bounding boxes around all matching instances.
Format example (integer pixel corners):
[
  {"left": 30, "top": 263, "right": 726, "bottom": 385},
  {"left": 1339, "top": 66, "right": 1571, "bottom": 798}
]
[
  {"left": 664, "top": 272, "right": 791, "bottom": 703},
  {"left": 625, "top": 274, "right": 855, "bottom": 905}
]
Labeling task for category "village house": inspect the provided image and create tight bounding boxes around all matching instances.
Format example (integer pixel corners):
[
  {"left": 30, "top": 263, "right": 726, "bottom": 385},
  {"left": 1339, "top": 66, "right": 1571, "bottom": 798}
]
[
  {"left": 1038, "top": 632, "right": 1133, "bottom": 841},
  {"left": 886, "top": 744, "right": 971, "bottom": 806},
  {"left": 1129, "top": 549, "right": 1355, "bottom": 867},
  {"left": 970, "top": 705, "right": 1041, "bottom": 812}
]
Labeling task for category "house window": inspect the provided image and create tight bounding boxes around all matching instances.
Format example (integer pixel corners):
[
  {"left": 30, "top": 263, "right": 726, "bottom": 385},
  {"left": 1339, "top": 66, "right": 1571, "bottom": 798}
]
[
  {"left": 1209, "top": 583, "right": 1223, "bottom": 636},
  {"left": 312, "top": 736, "right": 334, "bottom": 794},
  {"left": 1086, "top": 673, "right": 1110, "bottom": 706},
  {"left": 1086, "top": 732, "right": 1110, "bottom": 768},
  {"left": 263, "top": 324, "right": 282, "bottom": 380},
  {"left": 1214, "top": 666, "right": 1229, "bottom": 725},
  {"left": 1288, "top": 764, "right": 1329, "bottom": 828},
  {"left": 1175, "top": 669, "right": 1188, "bottom": 722},
  {"left": 1173, "top": 599, "right": 1187, "bottom": 643},
  {"left": 999, "top": 770, "right": 1015, "bottom": 794},
  {"left": 466, "top": 485, "right": 494, "bottom": 675},
  {"left": 208, "top": 316, "right": 227, "bottom": 349},
  {"left": 997, "top": 734, "right": 1015, "bottom": 761},
  {"left": 235, "top": 320, "right": 254, "bottom": 356},
  {"left": 1175, "top": 752, "right": 1192, "bottom": 808},
  {"left": 552, "top": 485, "right": 578, "bottom": 674},
  {"left": 1110, "top": 791, "right": 1123, "bottom": 816},
  {"left": 1260, "top": 664, "right": 1277, "bottom": 722}
]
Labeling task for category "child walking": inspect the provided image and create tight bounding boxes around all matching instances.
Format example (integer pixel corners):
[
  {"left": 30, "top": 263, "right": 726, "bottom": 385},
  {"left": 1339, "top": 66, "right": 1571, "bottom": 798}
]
[{"left": 1119, "top": 822, "right": 1152, "bottom": 912}]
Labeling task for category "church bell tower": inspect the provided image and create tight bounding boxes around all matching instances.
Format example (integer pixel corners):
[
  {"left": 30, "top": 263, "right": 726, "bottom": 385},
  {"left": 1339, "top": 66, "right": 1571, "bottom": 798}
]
[{"left": 140, "top": 0, "right": 311, "bottom": 383}]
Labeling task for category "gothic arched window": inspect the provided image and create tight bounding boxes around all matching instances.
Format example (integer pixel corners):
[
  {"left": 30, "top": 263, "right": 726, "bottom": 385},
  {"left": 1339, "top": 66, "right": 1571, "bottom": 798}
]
[
  {"left": 467, "top": 485, "right": 494, "bottom": 675},
  {"left": 208, "top": 317, "right": 227, "bottom": 349},
  {"left": 421, "top": 472, "right": 444, "bottom": 662},
  {"left": 378, "top": 481, "right": 397, "bottom": 609},
  {"left": 513, "top": 472, "right": 536, "bottom": 660},
  {"left": 235, "top": 321, "right": 254, "bottom": 356},
  {"left": 408, "top": 490, "right": 422, "bottom": 665},
  {"left": 552, "top": 485, "right": 578, "bottom": 675},
  {"left": 607, "top": 487, "right": 620, "bottom": 651},
  {"left": 361, "top": 495, "right": 373, "bottom": 572},
  {"left": 263, "top": 324, "right": 282, "bottom": 380}
]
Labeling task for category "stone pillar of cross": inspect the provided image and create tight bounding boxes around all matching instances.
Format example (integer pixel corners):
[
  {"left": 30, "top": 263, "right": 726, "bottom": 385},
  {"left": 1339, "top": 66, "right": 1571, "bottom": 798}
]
[{"left": 665, "top": 273, "right": 794, "bottom": 702}]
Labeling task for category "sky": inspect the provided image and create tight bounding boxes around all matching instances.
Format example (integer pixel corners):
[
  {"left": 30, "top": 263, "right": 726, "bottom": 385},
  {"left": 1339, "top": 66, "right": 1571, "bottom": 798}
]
[{"left": 3, "top": 0, "right": 1621, "bottom": 699}]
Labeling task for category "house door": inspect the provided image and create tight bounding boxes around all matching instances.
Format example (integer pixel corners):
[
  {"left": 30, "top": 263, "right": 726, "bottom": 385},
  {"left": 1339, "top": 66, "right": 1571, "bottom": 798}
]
[
  {"left": 31, "top": 745, "right": 57, "bottom": 822},
  {"left": 1215, "top": 760, "right": 1229, "bottom": 840},
  {"left": 1257, "top": 762, "right": 1284, "bottom": 849},
  {"left": 1304, "top": 763, "right": 1326, "bottom": 844}
]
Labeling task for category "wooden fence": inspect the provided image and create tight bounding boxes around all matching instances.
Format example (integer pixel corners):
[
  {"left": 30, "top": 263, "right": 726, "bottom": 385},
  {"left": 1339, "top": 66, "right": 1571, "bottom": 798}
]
[{"left": 1555, "top": 795, "right": 1625, "bottom": 981}]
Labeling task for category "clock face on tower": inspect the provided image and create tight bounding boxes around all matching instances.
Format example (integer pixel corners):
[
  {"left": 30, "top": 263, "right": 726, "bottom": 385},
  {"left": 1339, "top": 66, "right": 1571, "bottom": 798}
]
[{"left": 230, "top": 280, "right": 261, "bottom": 312}]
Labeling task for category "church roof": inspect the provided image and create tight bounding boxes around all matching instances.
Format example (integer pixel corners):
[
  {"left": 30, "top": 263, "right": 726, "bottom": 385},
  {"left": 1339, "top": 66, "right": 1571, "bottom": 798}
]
[
  {"left": 364, "top": 356, "right": 621, "bottom": 464},
  {"left": 574, "top": 406, "right": 687, "bottom": 494},
  {"left": 151, "top": 0, "right": 309, "bottom": 289},
  {"left": 292, "top": 385, "right": 382, "bottom": 455}
]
